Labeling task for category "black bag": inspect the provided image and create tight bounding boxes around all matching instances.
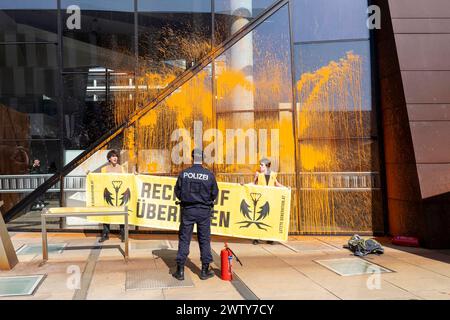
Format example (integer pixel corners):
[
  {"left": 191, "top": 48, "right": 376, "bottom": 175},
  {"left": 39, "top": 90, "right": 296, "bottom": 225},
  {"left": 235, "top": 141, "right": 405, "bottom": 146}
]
[{"left": 344, "top": 234, "right": 384, "bottom": 256}]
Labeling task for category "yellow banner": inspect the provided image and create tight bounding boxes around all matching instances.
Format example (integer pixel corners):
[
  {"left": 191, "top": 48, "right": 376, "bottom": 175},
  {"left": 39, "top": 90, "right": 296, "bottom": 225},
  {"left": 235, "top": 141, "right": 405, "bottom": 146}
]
[
  {"left": 86, "top": 173, "right": 291, "bottom": 241},
  {"left": 86, "top": 173, "right": 137, "bottom": 224}
]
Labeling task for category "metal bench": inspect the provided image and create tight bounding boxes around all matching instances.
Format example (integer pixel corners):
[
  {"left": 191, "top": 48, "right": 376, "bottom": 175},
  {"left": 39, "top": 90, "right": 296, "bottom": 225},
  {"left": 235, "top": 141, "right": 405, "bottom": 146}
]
[{"left": 41, "top": 206, "right": 129, "bottom": 263}]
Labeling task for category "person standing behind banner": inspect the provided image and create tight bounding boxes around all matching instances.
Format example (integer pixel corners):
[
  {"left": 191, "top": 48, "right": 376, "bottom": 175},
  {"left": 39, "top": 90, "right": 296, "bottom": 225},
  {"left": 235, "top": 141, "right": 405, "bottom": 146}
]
[
  {"left": 253, "top": 157, "right": 284, "bottom": 245},
  {"left": 254, "top": 157, "right": 284, "bottom": 188},
  {"left": 172, "top": 148, "right": 219, "bottom": 281},
  {"left": 98, "top": 150, "right": 126, "bottom": 243}
]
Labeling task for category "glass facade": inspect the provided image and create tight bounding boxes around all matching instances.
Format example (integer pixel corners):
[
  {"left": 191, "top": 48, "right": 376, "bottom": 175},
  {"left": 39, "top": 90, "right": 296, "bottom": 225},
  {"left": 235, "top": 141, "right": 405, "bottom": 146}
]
[
  {"left": 0, "top": 0, "right": 58, "bottom": 42},
  {"left": 1, "top": 0, "right": 384, "bottom": 235},
  {"left": 0, "top": 0, "right": 60, "bottom": 213},
  {"left": 292, "top": 0, "right": 382, "bottom": 233}
]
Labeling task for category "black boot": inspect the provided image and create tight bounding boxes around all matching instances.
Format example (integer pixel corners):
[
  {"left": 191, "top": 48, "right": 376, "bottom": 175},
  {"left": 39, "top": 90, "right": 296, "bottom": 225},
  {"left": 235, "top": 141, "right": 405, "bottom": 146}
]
[
  {"left": 200, "top": 263, "right": 214, "bottom": 280},
  {"left": 99, "top": 224, "right": 110, "bottom": 243},
  {"left": 172, "top": 264, "right": 184, "bottom": 281},
  {"left": 99, "top": 231, "right": 109, "bottom": 243},
  {"left": 119, "top": 225, "right": 125, "bottom": 243}
]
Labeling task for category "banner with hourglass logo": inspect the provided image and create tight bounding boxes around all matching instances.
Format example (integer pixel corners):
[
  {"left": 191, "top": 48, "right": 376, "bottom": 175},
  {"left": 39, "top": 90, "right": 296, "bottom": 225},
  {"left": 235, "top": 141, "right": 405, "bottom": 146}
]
[{"left": 86, "top": 173, "right": 291, "bottom": 241}]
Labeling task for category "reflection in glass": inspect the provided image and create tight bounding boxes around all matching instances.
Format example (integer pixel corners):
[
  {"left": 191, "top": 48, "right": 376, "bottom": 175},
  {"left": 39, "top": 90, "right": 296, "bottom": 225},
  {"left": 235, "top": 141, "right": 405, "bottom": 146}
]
[
  {"left": 137, "top": 67, "right": 213, "bottom": 174},
  {"left": 0, "top": 43, "right": 59, "bottom": 139},
  {"left": 0, "top": 96, "right": 59, "bottom": 140},
  {"left": 214, "top": 0, "right": 276, "bottom": 45},
  {"left": 215, "top": 5, "right": 294, "bottom": 175},
  {"left": 298, "top": 140, "right": 380, "bottom": 173},
  {"left": 62, "top": 0, "right": 135, "bottom": 70},
  {"left": 292, "top": 0, "right": 370, "bottom": 43},
  {"left": 63, "top": 70, "right": 136, "bottom": 150},
  {"left": 295, "top": 41, "right": 372, "bottom": 111},
  {"left": 295, "top": 39, "right": 381, "bottom": 233},
  {"left": 0, "top": 140, "right": 60, "bottom": 214},
  {"left": 0, "top": 44, "right": 58, "bottom": 96},
  {"left": 137, "top": 0, "right": 212, "bottom": 102},
  {"left": 0, "top": 140, "right": 60, "bottom": 175},
  {"left": 6, "top": 190, "right": 61, "bottom": 231},
  {"left": 0, "top": 0, "right": 58, "bottom": 42},
  {"left": 298, "top": 190, "right": 384, "bottom": 233}
]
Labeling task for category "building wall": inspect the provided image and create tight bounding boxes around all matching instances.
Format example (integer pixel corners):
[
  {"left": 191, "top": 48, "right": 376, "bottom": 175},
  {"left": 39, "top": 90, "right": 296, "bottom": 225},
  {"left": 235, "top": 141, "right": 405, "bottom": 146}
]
[
  {"left": 374, "top": 0, "right": 450, "bottom": 247},
  {"left": 2, "top": 0, "right": 386, "bottom": 235}
]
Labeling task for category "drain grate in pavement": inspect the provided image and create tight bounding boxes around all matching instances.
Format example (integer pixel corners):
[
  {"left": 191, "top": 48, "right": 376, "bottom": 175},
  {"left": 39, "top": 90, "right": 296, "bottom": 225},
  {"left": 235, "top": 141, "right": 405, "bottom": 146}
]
[
  {"left": 315, "top": 258, "right": 393, "bottom": 276},
  {"left": 287, "top": 241, "right": 339, "bottom": 252},
  {"left": 16, "top": 243, "right": 66, "bottom": 255},
  {"left": 0, "top": 275, "right": 46, "bottom": 297},
  {"left": 131, "top": 240, "right": 171, "bottom": 250},
  {"left": 126, "top": 270, "right": 194, "bottom": 290}
]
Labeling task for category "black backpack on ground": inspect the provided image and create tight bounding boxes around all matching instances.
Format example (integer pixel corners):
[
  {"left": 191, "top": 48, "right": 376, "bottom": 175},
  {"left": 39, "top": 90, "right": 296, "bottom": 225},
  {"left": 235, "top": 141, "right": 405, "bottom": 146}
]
[{"left": 344, "top": 234, "right": 384, "bottom": 256}]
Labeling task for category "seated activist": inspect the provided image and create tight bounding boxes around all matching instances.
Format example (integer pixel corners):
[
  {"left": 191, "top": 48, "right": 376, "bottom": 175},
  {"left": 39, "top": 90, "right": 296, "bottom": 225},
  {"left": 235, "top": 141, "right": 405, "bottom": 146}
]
[
  {"left": 88, "top": 149, "right": 126, "bottom": 243},
  {"left": 252, "top": 157, "right": 284, "bottom": 245}
]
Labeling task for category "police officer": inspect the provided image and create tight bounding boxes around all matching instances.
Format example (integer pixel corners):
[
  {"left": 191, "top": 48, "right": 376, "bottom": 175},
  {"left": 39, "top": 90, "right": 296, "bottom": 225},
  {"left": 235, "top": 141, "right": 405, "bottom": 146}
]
[{"left": 172, "top": 148, "right": 219, "bottom": 281}]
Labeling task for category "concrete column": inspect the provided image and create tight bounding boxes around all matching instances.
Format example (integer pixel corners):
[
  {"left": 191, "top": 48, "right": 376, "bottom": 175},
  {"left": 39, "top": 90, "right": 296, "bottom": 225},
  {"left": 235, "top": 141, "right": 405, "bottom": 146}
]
[
  {"left": 228, "top": 0, "right": 255, "bottom": 170},
  {"left": 230, "top": 0, "right": 254, "bottom": 126}
]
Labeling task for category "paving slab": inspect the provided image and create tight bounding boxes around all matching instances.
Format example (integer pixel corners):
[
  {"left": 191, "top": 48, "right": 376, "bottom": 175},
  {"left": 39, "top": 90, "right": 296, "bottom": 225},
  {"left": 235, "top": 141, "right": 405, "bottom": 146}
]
[{"left": 1, "top": 233, "right": 449, "bottom": 300}]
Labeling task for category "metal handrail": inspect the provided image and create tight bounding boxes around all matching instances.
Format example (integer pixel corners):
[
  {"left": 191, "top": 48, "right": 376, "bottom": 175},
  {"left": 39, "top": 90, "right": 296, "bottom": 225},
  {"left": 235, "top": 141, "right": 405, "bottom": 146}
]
[
  {"left": 0, "top": 170, "right": 381, "bottom": 195},
  {"left": 0, "top": 175, "right": 86, "bottom": 193},
  {"left": 3, "top": 0, "right": 289, "bottom": 223}
]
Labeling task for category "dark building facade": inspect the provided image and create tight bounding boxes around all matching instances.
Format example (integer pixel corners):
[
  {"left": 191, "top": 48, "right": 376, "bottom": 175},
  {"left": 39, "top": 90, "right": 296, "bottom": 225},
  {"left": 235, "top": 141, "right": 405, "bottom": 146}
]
[
  {"left": 0, "top": 0, "right": 448, "bottom": 247},
  {"left": 374, "top": 0, "right": 450, "bottom": 247}
]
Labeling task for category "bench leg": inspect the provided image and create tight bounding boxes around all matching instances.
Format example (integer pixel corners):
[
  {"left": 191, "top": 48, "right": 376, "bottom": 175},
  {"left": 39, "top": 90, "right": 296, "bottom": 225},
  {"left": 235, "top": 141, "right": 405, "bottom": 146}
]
[
  {"left": 41, "top": 214, "right": 48, "bottom": 263},
  {"left": 124, "top": 212, "right": 129, "bottom": 262}
]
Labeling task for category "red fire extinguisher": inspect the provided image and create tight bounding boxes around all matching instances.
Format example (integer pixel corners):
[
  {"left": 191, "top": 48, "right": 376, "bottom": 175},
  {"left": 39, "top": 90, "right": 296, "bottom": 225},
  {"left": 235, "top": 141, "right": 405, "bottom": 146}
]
[{"left": 221, "top": 243, "right": 242, "bottom": 281}]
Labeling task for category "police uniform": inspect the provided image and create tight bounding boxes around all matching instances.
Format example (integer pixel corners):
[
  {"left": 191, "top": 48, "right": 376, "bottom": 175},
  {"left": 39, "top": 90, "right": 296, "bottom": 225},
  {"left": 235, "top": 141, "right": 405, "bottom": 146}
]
[{"left": 174, "top": 163, "right": 219, "bottom": 269}]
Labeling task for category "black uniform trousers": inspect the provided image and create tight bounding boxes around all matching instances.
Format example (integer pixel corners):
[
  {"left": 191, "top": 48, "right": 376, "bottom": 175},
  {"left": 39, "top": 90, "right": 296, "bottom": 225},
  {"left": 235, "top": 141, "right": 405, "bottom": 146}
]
[{"left": 176, "top": 206, "right": 213, "bottom": 266}]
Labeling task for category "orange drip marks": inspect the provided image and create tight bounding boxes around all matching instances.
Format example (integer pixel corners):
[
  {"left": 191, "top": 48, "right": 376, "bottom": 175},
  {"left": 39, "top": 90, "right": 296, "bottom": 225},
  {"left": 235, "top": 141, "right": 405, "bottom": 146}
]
[{"left": 297, "top": 51, "right": 366, "bottom": 233}]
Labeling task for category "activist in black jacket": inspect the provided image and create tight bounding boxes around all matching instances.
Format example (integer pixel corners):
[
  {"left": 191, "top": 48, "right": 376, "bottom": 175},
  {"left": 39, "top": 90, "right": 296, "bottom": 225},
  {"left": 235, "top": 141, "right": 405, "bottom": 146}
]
[{"left": 173, "top": 148, "right": 219, "bottom": 281}]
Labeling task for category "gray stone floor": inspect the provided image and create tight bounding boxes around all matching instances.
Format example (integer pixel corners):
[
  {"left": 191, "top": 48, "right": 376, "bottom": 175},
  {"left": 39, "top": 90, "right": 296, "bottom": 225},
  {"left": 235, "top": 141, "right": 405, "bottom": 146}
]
[{"left": 1, "top": 233, "right": 449, "bottom": 300}]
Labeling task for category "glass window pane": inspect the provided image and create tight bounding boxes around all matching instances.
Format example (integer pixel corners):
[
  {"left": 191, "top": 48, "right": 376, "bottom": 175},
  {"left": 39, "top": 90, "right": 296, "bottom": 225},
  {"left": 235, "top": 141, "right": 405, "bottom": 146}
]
[
  {"left": 6, "top": 190, "right": 61, "bottom": 231},
  {"left": 63, "top": 70, "right": 136, "bottom": 150},
  {"left": 138, "top": 0, "right": 212, "bottom": 80},
  {"left": 299, "top": 189, "right": 383, "bottom": 233},
  {"left": 0, "top": 0, "right": 57, "bottom": 43},
  {"left": 0, "top": 44, "right": 59, "bottom": 139},
  {"left": 295, "top": 41, "right": 374, "bottom": 138},
  {"left": 137, "top": 67, "right": 213, "bottom": 174},
  {"left": 0, "top": 139, "right": 61, "bottom": 214},
  {"left": 0, "top": 96, "right": 59, "bottom": 139},
  {"left": 214, "top": 0, "right": 277, "bottom": 45},
  {"left": 294, "top": 36, "right": 382, "bottom": 234},
  {"left": 298, "top": 140, "right": 380, "bottom": 172},
  {"left": 214, "top": 5, "right": 295, "bottom": 176},
  {"left": 292, "top": 0, "right": 370, "bottom": 43},
  {"left": 62, "top": 0, "right": 135, "bottom": 71},
  {"left": 0, "top": 140, "right": 60, "bottom": 175},
  {"left": 0, "top": 44, "right": 58, "bottom": 96}
]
